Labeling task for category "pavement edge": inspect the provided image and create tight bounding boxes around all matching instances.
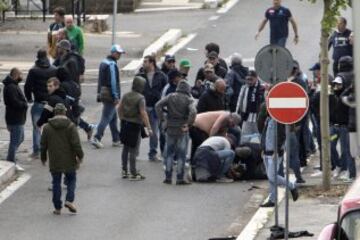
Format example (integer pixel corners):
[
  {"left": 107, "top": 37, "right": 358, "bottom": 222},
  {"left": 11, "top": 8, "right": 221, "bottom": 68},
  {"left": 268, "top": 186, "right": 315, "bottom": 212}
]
[{"left": 0, "top": 161, "right": 16, "bottom": 187}]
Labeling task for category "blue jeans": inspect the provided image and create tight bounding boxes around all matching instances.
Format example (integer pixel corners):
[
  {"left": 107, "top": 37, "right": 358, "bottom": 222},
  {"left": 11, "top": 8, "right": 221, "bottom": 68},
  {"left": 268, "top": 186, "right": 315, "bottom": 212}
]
[
  {"left": 51, "top": 172, "right": 76, "bottom": 210},
  {"left": 94, "top": 102, "right": 119, "bottom": 142},
  {"left": 263, "top": 155, "right": 295, "bottom": 203},
  {"left": 331, "top": 125, "right": 356, "bottom": 178},
  {"left": 6, "top": 125, "right": 25, "bottom": 163},
  {"left": 164, "top": 133, "right": 188, "bottom": 180},
  {"left": 271, "top": 37, "right": 287, "bottom": 47},
  {"left": 216, "top": 149, "right": 235, "bottom": 178},
  {"left": 289, "top": 132, "right": 302, "bottom": 180},
  {"left": 31, "top": 102, "right": 44, "bottom": 154},
  {"left": 147, "top": 107, "right": 159, "bottom": 159}
]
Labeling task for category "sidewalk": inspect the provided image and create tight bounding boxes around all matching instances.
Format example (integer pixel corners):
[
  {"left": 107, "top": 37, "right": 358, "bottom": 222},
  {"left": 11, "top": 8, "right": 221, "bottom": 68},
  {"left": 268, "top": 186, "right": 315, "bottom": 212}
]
[{"left": 253, "top": 155, "right": 351, "bottom": 240}]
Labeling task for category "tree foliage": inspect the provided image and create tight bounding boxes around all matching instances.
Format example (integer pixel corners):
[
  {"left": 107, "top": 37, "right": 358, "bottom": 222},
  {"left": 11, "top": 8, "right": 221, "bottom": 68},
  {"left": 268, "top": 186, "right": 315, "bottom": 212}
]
[{"left": 0, "top": 0, "right": 9, "bottom": 12}]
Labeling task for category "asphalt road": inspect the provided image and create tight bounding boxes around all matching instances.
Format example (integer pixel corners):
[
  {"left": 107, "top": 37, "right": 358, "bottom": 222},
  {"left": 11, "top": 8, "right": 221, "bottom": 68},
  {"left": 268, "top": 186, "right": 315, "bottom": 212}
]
[{"left": 0, "top": 1, "right": 353, "bottom": 240}]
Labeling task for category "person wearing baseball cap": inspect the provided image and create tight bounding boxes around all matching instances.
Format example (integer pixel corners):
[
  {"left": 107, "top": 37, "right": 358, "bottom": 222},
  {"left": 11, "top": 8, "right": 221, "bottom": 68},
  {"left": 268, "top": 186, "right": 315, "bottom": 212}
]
[
  {"left": 179, "top": 59, "right": 192, "bottom": 79},
  {"left": 91, "top": 44, "right": 125, "bottom": 149},
  {"left": 161, "top": 55, "right": 176, "bottom": 76}
]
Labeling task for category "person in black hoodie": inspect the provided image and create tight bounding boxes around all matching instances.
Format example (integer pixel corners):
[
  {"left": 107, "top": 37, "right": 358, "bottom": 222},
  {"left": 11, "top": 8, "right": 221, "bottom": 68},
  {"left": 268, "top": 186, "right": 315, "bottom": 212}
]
[
  {"left": 37, "top": 77, "right": 69, "bottom": 127},
  {"left": 3, "top": 68, "right": 28, "bottom": 170},
  {"left": 25, "top": 49, "right": 58, "bottom": 159},
  {"left": 197, "top": 79, "right": 226, "bottom": 113}
]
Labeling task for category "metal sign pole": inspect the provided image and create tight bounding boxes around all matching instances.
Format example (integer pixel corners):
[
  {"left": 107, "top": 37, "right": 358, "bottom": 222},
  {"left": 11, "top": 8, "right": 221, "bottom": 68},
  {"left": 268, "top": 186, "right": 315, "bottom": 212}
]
[
  {"left": 111, "top": 0, "right": 118, "bottom": 45},
  {"left": 272, "top": 47, "right": 279, "bottom": 227},
  {"left": 353, "top": 0, "right": 360, "bottom": 143},
  {"left": 285, "top": 125, "right": 291, "bottom": 240}
]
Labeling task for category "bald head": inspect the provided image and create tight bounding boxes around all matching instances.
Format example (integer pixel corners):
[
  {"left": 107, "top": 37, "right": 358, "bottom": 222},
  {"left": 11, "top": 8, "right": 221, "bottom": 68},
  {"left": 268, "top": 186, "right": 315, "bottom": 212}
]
[
  {"left": 215, "top": 79, "right": 226, "bottom": 95},
  {"left": 65, "top": 15, "right": 74, "bottom": 29}
]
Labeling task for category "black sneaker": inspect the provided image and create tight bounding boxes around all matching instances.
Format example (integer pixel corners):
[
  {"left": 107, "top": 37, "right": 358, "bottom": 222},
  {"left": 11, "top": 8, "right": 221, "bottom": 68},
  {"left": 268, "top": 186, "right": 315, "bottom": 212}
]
[
  {"left": 176, "top": 180, "right": 191, "bottom": 185},
  {"left": 122, "top": 170, "right": 129, "bottom": 179},
  {"left": 296, "top": 178, "right": 306, "bottom": 184},
  {"left": 163, "top": 179, "right": 172, "bottom": 185},
  {"left": 260, "top": 200, "right": 275, "bottom": 208},
  {"left": 129, "top": 173, "right": 146, "bottom": 181},
  {"left": 291, "top": 187, "right": 299, "bottom": 202}
]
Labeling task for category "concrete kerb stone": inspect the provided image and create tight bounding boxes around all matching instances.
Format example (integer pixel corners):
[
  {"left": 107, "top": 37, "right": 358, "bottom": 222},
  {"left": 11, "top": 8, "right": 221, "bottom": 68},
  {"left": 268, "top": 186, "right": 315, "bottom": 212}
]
[
  {"left": 121, "top": 28, "right": 182, "bottom": 77},
  {"left": 0, "top": 161, "right": 16, "bottom": 187}
]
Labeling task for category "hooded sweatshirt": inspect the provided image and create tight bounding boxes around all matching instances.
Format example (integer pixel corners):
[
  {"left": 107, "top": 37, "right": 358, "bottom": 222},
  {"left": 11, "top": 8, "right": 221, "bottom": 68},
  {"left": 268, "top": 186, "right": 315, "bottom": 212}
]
[
  {"left": 41, "top": 116, "right": 84, "bottom": 173},
  {"left": 2, "top": 76, "right": 28, "bottom": 125},
  {"left": 156, "top": 80, "right": 197, "bottom": 135},
  {"left": 121, "top": 76, "right": 146, "bottom": 124}
]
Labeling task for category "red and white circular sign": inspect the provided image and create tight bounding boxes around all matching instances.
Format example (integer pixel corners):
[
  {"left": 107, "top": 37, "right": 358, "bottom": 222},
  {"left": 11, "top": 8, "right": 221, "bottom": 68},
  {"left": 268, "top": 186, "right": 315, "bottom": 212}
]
[{"left": 266, "top": 82, "right": 309, "bottom": 125}]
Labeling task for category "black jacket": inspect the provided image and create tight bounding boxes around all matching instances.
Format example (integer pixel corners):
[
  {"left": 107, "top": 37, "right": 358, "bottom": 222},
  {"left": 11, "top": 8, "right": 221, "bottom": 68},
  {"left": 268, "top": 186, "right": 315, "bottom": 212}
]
[
  {"left": 37, "top": 88, "right": 68, "bottom": 127},
  {"left": 2, "top": 76, "right": 28, "bottom": 125},
  {"left": 54, "top": 52, "right": 85, "bottom": 85},
  {"left": 196, "top": 63, "right": 227, "bottom": 81},
  {"left": 329, "top": 90, "right": 349, "bottom": 126},
  {"left": 137, "top": 69, "right": 168, "bottom": 107},
  {"left": 225, "top": 64, "right": 248, "bottom": 112},
  {"left": 197, "top": 88, "right": 225, "bottom": 113},
  {"left": 341, "top": 86, "right": 356, "bottom": 132},
  {"left": 24, "top": 58, "right": 58, "bottom": 103}
]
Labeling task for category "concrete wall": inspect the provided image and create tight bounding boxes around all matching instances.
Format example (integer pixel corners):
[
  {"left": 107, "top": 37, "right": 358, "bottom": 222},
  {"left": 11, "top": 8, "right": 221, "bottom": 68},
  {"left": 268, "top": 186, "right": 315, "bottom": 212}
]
[{"left": 49, "top": 0, "right": 141, "bottom": 13}]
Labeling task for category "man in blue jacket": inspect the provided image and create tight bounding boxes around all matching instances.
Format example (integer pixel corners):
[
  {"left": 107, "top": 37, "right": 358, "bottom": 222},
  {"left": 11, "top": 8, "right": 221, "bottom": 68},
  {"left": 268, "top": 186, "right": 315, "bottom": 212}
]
[{"left": 91, "top": 45, "right": 124, "bottom": 149}]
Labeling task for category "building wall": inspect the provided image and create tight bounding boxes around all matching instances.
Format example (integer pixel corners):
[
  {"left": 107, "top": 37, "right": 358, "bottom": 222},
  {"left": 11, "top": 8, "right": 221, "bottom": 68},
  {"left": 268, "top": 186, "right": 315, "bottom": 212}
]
[{"left": 49, "top": 0, "right": 140, "bottom": 13}]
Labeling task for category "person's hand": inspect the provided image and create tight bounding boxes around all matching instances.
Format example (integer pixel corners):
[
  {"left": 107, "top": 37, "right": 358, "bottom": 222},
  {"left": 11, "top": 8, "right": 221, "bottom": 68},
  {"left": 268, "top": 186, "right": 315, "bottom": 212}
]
[
  {"left": 294, "top": 35, "right": 299, "bottom": 44},
  {"left": 255, "top": 32, "right": 260, "bottom": 40},
  {"left": 147, "top": 127, "right": 153, "bottom": 137}
]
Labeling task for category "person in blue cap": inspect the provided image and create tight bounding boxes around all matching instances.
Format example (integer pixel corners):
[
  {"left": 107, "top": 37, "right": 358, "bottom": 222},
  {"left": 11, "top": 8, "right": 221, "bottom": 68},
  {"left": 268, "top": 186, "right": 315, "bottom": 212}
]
[{"left": 91, "top": 44, "right": 125, "bottom": 149}]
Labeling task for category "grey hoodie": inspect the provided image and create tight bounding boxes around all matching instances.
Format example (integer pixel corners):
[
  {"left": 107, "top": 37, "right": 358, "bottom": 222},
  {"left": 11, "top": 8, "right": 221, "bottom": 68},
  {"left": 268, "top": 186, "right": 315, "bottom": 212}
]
[{"left": 155, "top": 80, "right": 197, "bottom": 135}]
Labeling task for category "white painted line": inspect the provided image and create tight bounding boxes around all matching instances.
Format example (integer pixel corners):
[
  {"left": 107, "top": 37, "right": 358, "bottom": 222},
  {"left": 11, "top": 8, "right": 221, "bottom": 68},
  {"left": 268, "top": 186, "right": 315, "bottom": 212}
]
[
  {"left": 217, "top": 0, "right": 239, "bottom": 14},
  {"left": 243, "top": 58, "right": 255, "bottom": 63},
  {"left": 165, "top": 33, "right": 197, "bottom": 56},
  {"left": 143, "top": 29, "right": 182, "bottom": 57},
  {"left": 0, "top": 174, "right": 31, "bottom": 205},
  {"left": 269, "top": 98, "right": 307, "bottom": 109},
  {"left": 208, "top": 15, "right": 220, "bottom": 21},
  {"left": 135, "top": 6, "right": 201, "bottom": 13}
]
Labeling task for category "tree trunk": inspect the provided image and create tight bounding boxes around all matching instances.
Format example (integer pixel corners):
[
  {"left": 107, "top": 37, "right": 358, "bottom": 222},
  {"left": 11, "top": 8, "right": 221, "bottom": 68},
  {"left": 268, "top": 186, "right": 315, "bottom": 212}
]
[{"left": 320, "top": 0, "right": 331, "bottom": 191}]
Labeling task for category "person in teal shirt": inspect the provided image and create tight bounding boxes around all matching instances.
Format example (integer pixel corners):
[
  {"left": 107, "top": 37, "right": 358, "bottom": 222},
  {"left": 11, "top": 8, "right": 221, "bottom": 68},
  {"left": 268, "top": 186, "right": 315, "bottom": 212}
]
[{"left": 65, "top": 16, "right": 84, "bottom": 55}]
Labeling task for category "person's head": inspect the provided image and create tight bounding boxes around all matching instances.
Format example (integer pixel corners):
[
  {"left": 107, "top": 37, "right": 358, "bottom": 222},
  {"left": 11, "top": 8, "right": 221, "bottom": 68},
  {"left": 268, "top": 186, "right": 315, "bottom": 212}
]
[
  {"left": 164, "top": 55, "right": 176, "bottom": 70},
  {"left": 291, "top": 60, "right": 301, "bottom": 76},
  {"left": 205, "top": 42, "right": 220, "bottom": 57},
  {"left": 231, "top": 53, "right": 243, "bottom": 67},
  {"left": 110, "top": 44, "right": 125, "bottom": 60},
  {"left": 65, "top": 15, "right": 74, "bottom": 30},
  {"left": 57, "top": 28, "right": 67, "bottom": 41},
  {"left": 54, "top": 103, "right": 67, "bottom": 116},
  {"left": 246, "top": 70, "right": 258, "bottom": 86},
  {"left": 228, "top": 113, "right": 241, "bottom": 128},
  {"left": 56, "top": 39, "right": 71, "bottom": 57},
  {"left": 179, "top": 59, "right": 191, "bottom": 77},
  {"left": 309, "top": 63, "right": 321, "bottom": 80},
  {"left": 337, "top": 17, "right": 347, "bottom": 32},
  {"left": 9, "top": 68, "right": 22, "bottom": 82},
  {"left": 176, "top": 80, "right": 191, "bottom": 96},
  {"left": 37, "top": 48, "right": 48, "bottom": 60},
  {"left": 207, "top": 51, "right": 219, "bottom": 66},
  {"left": 132, "top": 76, "right": 146, "bottom": 93},
  {"left": 47, "top": 77, "right": 61, "bottom": 95},
  {"left": 214, "top": 79, "right": 226, "bottom": 95},
  {"left": 53, "top": 7, "right": 65, "bottom": 23},
  {"left": 143, "top": 55, "right": 157, "bottom": 72},
  {"left": 168, "top": 69, "right": 183, "bottom": 85},
  {"left": 332, "top": 77, "right": 344, "bottom": 93},
  {"left": 273, "top": 0, "right": 282, "bottom": 8},
  {"left": 204, "top": 63, "right": 215, "bottom": 77},
  {"left": 338, "top": 56, "right": 353, "bottom": 72}
]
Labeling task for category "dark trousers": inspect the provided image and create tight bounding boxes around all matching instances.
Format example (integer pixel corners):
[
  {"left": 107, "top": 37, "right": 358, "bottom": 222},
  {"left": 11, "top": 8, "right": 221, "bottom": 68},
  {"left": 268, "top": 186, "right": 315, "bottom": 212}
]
[
  {"left": 51, "top": 172, "right": 76, "bottom": 210},
  {"left": 333, "top": 60, "right": 339, "bottom": 77},
  {"left": 189, "top": 127, "right": 209, "bottom": 166}
]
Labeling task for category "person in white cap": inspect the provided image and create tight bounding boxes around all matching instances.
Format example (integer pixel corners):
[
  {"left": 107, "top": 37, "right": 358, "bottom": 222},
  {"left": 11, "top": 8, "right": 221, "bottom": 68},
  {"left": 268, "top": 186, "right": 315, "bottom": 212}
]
[{"left": 91, "top": 44, "right": 125, "bottom": 149}]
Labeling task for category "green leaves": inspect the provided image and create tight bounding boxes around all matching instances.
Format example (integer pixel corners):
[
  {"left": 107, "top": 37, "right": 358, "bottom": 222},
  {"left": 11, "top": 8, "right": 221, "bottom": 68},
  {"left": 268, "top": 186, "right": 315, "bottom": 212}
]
[{"left": 0, "top": 0, "right": 9, "bottom": 12}]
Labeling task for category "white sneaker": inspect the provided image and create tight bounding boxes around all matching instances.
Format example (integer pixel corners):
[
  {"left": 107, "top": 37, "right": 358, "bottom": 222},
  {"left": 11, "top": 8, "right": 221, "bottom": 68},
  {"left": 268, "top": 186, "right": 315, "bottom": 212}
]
[
  {"left": 216, "top": 177, "right": 234, "bottom": 183},
  {"left": 332, "top": 167, "right": 342, "bottom": 179},
  {"left": 342, "top": 176, "right": 355, "bottom": 183},
  {"left": 15, "top": 164, "right": 25, "bottom": 172},
  {"left": 91, "top": 138, "right": 103, "bottom": 149},
  {"left": 112, "top": 141, "right": 122, "bottom": 147},
  {"left": 339, "top": 171, "right": 349, "bottom": 181},
  {"left": 311, "top": 170, "right": 323, "bottom": 177}
]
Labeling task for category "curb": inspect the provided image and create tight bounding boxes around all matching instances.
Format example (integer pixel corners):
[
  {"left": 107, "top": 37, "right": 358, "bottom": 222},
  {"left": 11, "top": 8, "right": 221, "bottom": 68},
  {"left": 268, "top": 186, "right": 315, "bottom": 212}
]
[
  {"left": 0, "top": 161, "right": 16, "bottom": 187},
  {"left": 121, "top": 28, "right": 183, "bottom": 77}
]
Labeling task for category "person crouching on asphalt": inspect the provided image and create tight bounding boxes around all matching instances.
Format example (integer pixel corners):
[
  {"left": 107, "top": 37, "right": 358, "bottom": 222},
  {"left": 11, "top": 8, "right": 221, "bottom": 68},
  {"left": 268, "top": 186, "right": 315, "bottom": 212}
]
[
  {"left": 118, "top": 76, "right": 152, "bottom": 181},
  {"left": 156, "top": 80, "right": 197, "bottom": 185},
  {"left": 41, "top": 103, "right": 84, "bottom": 215}
]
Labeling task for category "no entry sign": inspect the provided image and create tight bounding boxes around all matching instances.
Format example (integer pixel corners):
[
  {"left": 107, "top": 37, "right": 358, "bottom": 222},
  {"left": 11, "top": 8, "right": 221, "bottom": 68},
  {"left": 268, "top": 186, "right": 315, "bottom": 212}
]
[{"left": 266, "top": 82, "right": 309, "bottom": 125}]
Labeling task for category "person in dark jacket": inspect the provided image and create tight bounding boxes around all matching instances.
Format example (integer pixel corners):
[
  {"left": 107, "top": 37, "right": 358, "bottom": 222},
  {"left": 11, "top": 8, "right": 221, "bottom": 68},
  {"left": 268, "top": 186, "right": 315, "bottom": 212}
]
[
  {"left": 197, "top": 79, "right": 226, "bottom": 113},
  {"left": 2, "top": 68, "right": 28, "bottom": 170},
  {"left": 25, "top": 49, "right": 58, "bottom": 159},
  {"left": 328, "top": 17, "right": 353, "bottom": 76},
  {"left": 225, "top": 53, "right": 248, "bottom": 112},
  {"left": 118, "top": 76, "right": 152, "bottom": 181},
  {"left": 137, "top": 55, "right": 168, "bottom": 161},
  {"left": 161, "top": 55, "right": 176, "bottom": 76},
  {"left": 41, "top": 103, "right": 84, "bottom": 215},
  {"left": 196, "top": 51, "right": 227, "bottom": 81},
  {"left": 91, "top": 45, "right": 124, "bottom": 149},
  {"left": 37, "top": 77, "right": 69, "bottom": 127}
]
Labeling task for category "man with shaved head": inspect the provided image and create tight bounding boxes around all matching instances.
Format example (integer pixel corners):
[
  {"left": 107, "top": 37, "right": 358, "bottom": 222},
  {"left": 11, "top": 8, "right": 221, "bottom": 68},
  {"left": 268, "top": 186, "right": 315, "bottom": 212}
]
[
  {"left": 65, "top": 15, "right": 84, "bottom": 55},
  {"left": 197, "top": 79, "right": 226, "bottom": 113}
]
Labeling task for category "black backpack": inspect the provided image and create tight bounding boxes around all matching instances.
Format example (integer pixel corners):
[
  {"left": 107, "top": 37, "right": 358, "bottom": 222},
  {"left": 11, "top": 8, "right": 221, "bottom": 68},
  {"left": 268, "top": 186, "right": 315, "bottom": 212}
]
[{"left": 61, "top": 80, "right": 81, "bottom": 103}]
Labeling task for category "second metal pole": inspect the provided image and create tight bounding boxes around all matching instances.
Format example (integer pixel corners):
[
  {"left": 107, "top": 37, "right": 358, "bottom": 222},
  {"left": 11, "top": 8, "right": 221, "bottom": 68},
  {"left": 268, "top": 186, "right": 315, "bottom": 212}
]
[
  {"left": 112, "top": 0, "right": 118, "bottom": 45},
  {"left": 284, "top": 125, "right": 291, "bottom": 240}
]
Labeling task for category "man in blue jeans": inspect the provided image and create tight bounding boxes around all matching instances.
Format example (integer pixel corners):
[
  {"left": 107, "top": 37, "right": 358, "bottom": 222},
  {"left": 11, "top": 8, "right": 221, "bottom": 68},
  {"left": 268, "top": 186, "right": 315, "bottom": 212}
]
[
  {"left": 41, "top": 104, "right": 84, "bottom": 215},
  {"left": 3, "top": 68, "right": 28, "bottom": 172},
  {"left": 91, "top": 44, "right": 124, "bottom": 148}
]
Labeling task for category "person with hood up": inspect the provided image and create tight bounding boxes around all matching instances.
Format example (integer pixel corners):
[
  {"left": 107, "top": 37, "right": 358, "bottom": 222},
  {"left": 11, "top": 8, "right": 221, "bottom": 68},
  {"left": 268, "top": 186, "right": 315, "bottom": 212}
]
[
  {"left": 118, "top": 76, "right": 152, "bottom": 181},
  {"left": 3, "top": 68, "right": 28, "bottom": 171},
  {"left": 197, "top": 79, "right": 226, "bottom": 113},
  {"left": 25, "top": 49, "right": 58, "bottom": 160},
  {"left": 41, "top": 103, "right": 84, "bottom": 215},
  {"left": 156, "top": 80, "right": 197, "bottom": 185}
]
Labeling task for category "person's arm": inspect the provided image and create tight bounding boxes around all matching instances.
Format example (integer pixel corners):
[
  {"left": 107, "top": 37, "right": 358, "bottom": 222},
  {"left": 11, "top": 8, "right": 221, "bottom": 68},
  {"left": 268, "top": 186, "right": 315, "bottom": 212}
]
[
  {"left": 196, "top": 94, "right": 206, "bottom": 114},
  {"left": 155, "top": 96, "right": 168, "bottom": 122},
  {"left": 40, "top": 126, "right": 48, "bottom": 165},
  {"left": 4, "top": 86, "right": 27, "bottom": 109},
  {"left": 139, "top": 99, "right": 153, "bottom": 135},
  {"left": 289, "top": 17, "right": 299, "bottom": 44},
  {"left": 24, "top": 70, "right": 33, "bottom": 102},
  {"left": 70, "top": 124, "right": 84, "bottom": 162},
  {"left": 78, "top": 29, "right": 85, "bottom": 55},
  {"left": 255, "top": 19, "right": 268, "bottom": 40},
  {"left": 117, "top": 99, "right": 124, "bottom": 119},
  {"left": 187, "top": 101, "right": 197, "bottom": 126},
  {"left": 210, "top": 113, "right": 228, "bottom": 136},
  {"left": 109, "top": 62, "right": 120, "bottom": 104}
]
